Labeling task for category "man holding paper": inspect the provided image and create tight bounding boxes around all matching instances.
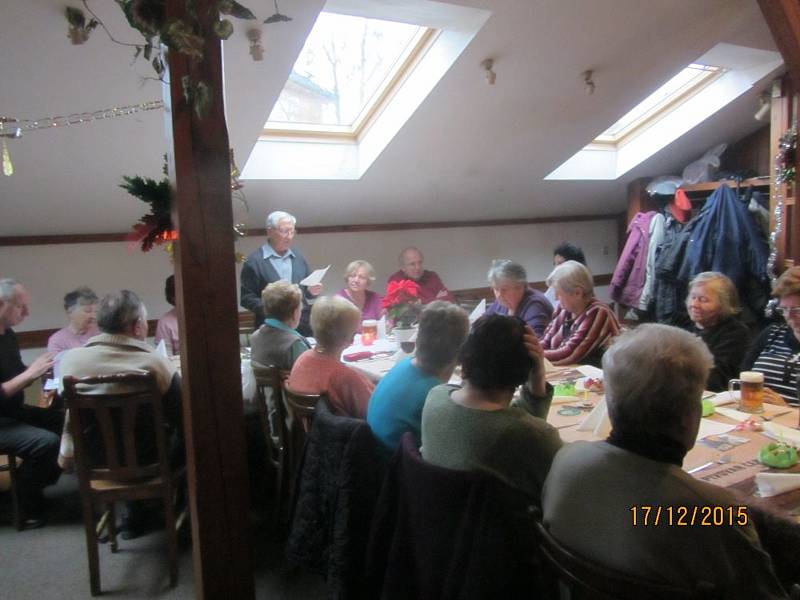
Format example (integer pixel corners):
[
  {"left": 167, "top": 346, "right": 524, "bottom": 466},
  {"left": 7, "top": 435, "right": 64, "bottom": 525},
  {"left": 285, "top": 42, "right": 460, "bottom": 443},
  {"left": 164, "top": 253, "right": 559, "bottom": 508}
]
[{"left": 240, "top": 211, "right": 323, "bottom": 336}]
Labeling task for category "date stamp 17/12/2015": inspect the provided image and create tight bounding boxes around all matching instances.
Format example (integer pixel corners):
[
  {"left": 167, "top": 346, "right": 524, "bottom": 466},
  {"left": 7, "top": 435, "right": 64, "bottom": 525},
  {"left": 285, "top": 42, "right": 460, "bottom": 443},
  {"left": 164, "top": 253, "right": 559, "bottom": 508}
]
[{"left": 630, "top": 505, "right": 748, "bottom": 527}]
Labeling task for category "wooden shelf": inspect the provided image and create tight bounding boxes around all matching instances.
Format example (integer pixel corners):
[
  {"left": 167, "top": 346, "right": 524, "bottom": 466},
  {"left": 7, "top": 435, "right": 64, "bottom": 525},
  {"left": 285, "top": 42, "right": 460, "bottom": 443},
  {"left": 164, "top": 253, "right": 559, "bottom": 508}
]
[{"left": 681, "top": 176, "right": 770, "bottom": 194}]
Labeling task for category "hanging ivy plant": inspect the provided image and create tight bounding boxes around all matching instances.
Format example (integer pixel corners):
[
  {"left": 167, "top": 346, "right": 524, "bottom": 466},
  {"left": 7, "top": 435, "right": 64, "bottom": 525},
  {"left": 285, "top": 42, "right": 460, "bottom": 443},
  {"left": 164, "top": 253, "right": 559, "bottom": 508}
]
[{"left": 67, "top": 0, "right": 258, "bottom": 118}]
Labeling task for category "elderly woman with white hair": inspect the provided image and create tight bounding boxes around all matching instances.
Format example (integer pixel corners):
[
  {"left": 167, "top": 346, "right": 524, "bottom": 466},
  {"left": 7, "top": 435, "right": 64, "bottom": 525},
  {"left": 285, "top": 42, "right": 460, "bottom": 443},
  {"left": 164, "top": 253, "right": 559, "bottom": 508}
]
[
  {"left": 336, "top": 260, "right": 384, "bottom": 320},
  {"left": 485, "top": 260, "right": 553, "bottom": 337},
  {"left": 288, "top": 295, "right": 374, "bottom": 418},
  {"left": 47, "top": 287, "right": 100, "bottom": 356},
  {"left": 540, "top": 260, "right": 619, "bottom": 366},
  {"left": 685, "top": 272, "right": 750, "bottom": 391},
  {"left": 542, "top": 324, "right": 787, "bottom": 598}
]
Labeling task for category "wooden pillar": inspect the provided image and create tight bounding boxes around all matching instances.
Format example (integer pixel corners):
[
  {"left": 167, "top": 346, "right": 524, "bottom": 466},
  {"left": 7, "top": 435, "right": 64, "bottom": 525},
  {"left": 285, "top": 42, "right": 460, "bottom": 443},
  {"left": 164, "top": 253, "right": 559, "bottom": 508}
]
[
  {"left": 759, "top": 0, "right": 800, "bottom": 88},
  {"left": 163, "top": 1, "right": 254, "bottom": 598}
]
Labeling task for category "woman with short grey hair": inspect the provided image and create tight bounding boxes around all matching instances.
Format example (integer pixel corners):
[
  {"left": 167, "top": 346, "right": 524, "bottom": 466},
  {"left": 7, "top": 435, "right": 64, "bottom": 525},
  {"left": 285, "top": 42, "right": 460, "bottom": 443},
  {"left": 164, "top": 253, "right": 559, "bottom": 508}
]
[
  {"left": 47, "top": 286, "right": 100, "bottom": 355},
  {"left": 685, "top": 271, "right": 750, "bottom": 391},
  {"left": 541, "top": 324, "right": 785, "bottom": 598},
  {"left": 485, "top": 259, "right": 553, "bottom": 337},
  {"left": 541, "top": 261, "right": 619, "bottom": 366},
  {"left": 287, "top": 296, "right": 374, "bottom": 418}
]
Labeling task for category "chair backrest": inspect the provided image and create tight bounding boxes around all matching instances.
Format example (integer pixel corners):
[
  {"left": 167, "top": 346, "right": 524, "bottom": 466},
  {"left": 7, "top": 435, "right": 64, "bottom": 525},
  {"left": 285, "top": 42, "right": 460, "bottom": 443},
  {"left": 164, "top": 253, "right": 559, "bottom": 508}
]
[
  {"left": 251, "top": 361, "right": 289, "bottom": 456},
  {"left": 62, "top": 371, "right": 171, "bottom": 485},
  {"left": 533, "top": 514, "right": 718, "bottom": 600},
  {"left": 283, "top": 384, "right": 320, "bottom": 433},
  {"left": 364, "top": 433, "right": 542, "bottom": 599}
]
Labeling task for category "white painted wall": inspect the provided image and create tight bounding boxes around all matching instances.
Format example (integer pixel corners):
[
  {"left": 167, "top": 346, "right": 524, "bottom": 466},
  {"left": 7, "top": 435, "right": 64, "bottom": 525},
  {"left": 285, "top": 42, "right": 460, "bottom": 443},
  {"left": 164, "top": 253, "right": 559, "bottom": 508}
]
[{"left": 6, "top": 218, "right": 619, "bottom": 361}]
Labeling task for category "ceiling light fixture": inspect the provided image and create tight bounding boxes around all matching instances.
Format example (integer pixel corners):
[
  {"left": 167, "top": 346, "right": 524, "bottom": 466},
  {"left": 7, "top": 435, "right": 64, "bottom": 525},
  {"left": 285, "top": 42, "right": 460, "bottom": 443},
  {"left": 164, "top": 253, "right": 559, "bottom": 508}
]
[
  {"left": 247, "top": 28, "right": 264, "bottom": 61},
  {"left": 583, "top": 70, "right": 595, "bottom": 95},
  {"left": 481, "top": 58, "right": 496, "bottom": 85},
  {"left": 264, "top": 0, "right": 292, "bottom": 24}
]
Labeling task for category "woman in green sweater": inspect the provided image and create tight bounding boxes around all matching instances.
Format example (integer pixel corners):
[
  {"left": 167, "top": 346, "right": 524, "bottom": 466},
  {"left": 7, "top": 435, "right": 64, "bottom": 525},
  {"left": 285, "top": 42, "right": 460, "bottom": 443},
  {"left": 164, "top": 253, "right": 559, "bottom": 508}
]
[{"left": 420, "top": 314, "right": 562, "bottom": 500}]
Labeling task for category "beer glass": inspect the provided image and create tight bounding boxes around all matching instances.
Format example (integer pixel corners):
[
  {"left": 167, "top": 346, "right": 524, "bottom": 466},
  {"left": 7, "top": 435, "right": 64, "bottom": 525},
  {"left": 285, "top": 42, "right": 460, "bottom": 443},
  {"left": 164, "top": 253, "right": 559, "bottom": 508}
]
[
  {"left": 361, "top": 320, "right": 378, "bottom": 346},
  {"left": 728, "top": 371, "right": 764, "bottom": 414}
]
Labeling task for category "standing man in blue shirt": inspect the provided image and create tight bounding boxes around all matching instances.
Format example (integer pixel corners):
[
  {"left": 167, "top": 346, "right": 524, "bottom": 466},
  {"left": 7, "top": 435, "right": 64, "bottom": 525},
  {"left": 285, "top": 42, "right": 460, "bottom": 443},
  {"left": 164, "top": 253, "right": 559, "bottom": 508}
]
[{"left": 240, "top": 211, "right": 323, "bottom": 336}]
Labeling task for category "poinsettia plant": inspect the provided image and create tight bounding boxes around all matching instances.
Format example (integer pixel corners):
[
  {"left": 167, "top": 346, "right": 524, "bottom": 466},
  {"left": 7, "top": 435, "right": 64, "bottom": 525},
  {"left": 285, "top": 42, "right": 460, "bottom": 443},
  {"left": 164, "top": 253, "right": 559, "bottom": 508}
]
[{"left": 382, "top": 280, "right": 422, "bottom": 328}]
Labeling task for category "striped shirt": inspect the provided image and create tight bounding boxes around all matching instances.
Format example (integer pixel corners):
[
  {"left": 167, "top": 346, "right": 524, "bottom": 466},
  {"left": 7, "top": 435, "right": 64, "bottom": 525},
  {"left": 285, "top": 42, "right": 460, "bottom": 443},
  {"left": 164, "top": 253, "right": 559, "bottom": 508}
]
[
  {"left": 541, "top": 298, "right": 620, "bottom": 366},
  {"left": 746, "top": 324, "right": 800, "bottom": 405}
]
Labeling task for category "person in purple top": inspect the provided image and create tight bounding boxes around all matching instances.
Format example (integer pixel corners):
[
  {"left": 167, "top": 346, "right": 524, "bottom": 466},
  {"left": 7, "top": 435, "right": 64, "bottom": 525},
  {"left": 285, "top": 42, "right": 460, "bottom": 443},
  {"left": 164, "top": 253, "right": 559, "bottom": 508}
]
[
  {"left": 485, "top": 260, "right": 553, "bottom": 338},
  {"left": 47, "top": 286, "right": 100, "bottom": 356},
  {"left": 336, "top": 260, "right": 384, "bottom": 321}
]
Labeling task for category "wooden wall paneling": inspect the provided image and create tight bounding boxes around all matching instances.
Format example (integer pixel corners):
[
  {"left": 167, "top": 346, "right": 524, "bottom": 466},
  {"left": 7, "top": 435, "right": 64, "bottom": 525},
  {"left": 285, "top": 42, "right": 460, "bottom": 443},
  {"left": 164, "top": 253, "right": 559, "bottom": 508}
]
[{"left": 164, "top": 0, "right": 254, "bottom": 597}]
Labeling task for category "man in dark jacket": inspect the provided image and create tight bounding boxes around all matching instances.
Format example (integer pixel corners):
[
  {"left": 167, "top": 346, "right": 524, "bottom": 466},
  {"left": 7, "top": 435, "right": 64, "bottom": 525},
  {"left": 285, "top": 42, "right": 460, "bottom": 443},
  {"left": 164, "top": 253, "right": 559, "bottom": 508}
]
[
  {"left": 240, "top": 211, "right": 323, "bottom": 336},
  {"left": 0, "top": 278, "right": 62, "bottom": 528}
]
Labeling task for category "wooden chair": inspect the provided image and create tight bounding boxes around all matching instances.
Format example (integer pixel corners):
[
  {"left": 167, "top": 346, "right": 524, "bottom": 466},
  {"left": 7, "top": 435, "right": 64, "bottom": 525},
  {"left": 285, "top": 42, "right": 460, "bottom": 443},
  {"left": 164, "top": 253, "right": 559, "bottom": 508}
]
[
  {"left": 0, "top": 452, "right": 22, "bottom": 530},
  {"left": 251, "top": 362, "right": 289, "bottom": 523},
  {"left": 282, "top": 385, "right": 321, "bottom": 499},
  {"left": 532, "top": 514, "right": 719, "bottom": 600},
  {"left": 63, "top": 372, "right": 182, "bottom": 596}
]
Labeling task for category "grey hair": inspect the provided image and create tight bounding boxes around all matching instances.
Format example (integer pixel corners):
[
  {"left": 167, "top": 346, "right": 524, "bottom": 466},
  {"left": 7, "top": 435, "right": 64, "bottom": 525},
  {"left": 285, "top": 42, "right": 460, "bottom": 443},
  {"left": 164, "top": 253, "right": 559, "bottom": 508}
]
[
  {"left": 266, "top": 210, "right": 297, "bottom": 229},
  {"left": 416, "top": 301, "right": 470, "bottom": 372},
  {"left": 310, "top": 295, "right": 361, "bottom": 349},
  {"left": 687, "top": 272, "right": 740, "bottom": 318},
  {"left": 399, "top": 246, "right": 423, "bottom": 265},
  {"left": 344, "top": 260, "right": 376, "bottom": 282},
  {"left": 63, "top": 287, "right": 98, "bottom": 313},
  {"left": 488, "top": 259, "right": 527, "bottom": 286},
  {"left": 603, "top": 324, "right": 712, "bottom": 440},
  {"left": 0, "top": 278, "right": 19, "bottom": 302},
  {"left": 97, "top": 290, "right": 147, "bottom": 335},
  {"left": 546, "top": 260, "right": 594, "bottom": 297}
]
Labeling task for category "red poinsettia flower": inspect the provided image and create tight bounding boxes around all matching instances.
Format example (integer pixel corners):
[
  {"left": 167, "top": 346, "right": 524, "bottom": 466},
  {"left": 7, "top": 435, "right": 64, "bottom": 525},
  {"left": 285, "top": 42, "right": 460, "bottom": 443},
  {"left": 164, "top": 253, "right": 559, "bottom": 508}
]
[{"left": 382, "top": 279, "right": 420, "bottom": 309}]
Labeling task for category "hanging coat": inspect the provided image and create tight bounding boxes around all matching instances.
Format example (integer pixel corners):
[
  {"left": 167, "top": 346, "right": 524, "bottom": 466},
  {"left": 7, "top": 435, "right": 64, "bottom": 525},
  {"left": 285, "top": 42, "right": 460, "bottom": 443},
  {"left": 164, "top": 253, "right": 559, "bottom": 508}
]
[{"left": 610, "top": 211, "right": 656, "bottom": 309}]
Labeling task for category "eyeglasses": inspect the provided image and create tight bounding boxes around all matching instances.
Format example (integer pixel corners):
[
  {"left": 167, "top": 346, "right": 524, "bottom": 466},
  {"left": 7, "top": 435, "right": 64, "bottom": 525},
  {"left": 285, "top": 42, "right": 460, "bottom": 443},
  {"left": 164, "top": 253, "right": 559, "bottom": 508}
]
[
  {"left": 271, "top": 227, "right": 295, "bottom": 237},
  {"left": 776, "top": 307, "right": 800, "bottom": 318}
]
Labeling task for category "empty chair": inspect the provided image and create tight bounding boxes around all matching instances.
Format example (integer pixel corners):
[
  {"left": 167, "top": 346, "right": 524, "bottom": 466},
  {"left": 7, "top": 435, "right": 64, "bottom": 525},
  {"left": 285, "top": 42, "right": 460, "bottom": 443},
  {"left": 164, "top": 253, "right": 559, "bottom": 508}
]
[
  {"left": 364, "top": 433, "right": 542, "bottom": 600},
  {"left": 251, "top": 361, "right": 290, "bottom": 524},
  {"left": 286, "top": 399, "right": 387, "bottom": 598},
  {"left": 63, "top": 372, "right": 182, "bottom": 596}
]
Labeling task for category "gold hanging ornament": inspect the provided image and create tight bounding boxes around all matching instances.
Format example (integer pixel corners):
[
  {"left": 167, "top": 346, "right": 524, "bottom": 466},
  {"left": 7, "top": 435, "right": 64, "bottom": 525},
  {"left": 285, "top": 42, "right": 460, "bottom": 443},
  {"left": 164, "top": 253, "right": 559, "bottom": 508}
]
[{"left": 0, "top": 118, "right": 21, "bottom": 176}]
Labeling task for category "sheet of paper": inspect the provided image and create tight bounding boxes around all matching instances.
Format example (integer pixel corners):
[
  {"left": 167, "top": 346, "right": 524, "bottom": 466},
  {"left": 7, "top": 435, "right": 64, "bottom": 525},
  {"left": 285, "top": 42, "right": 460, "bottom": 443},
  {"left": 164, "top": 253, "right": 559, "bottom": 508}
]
[
  {"left": 299, "top": 265, "right": 330, "bottom": 287},
  {"left": 577, "top": 397, "right": 609, "bottom": 435},
  {"left": 543, "top": 358, "right": 559, "bottom": 374},
  {"left": 468, "top": 299, "right": 486, "bottom": 323},
  {"left": 576, "top": 365, "right": 603, "bottom": 379},
  {"left": 695, "top": 418, "right": 737, "bottom": 441},
  {"left": 707, "top": 390, "right": 738, "bottom": 406},
  {"left": 377, "top": 316, "right": 387, "bottom": 339},
  {"left": 763, "top": 422, "right": 800, "bottom": 446},
  {"left": 155, "top": 339, "right": 168, "bottom": 358}
]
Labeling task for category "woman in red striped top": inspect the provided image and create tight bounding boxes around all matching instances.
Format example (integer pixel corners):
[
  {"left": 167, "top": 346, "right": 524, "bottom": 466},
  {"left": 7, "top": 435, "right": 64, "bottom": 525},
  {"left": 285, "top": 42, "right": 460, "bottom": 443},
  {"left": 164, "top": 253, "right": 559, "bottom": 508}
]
[{"left": 541, "top": 261, "right": 620, "bottom": 366}]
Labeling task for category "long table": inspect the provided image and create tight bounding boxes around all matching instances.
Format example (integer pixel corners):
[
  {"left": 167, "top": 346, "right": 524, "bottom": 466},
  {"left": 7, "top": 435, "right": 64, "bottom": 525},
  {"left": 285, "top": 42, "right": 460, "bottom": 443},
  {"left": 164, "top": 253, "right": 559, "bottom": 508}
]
[{"left": 545, "top": 366, "right": 800, "bottom": 590}]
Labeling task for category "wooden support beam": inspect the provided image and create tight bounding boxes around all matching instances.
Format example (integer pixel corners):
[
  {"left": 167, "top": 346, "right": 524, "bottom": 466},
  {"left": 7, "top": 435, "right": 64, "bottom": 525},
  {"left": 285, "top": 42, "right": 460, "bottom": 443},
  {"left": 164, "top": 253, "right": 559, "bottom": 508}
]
[
  {"left": 164, "top": 1, "right": 254, "bottom": 598},
  {"left": 759, "top": 0, "right": 800, "bottom": 88}
]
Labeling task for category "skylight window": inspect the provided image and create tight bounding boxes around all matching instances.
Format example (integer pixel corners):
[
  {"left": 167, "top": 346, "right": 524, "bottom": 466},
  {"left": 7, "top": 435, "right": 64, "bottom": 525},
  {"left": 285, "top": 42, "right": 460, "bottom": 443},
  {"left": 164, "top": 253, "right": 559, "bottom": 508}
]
[
  {"left": 243, "top": 0, "right": 491, "bottom": 180},
  {"left": 594, "top": 64, "right": 723, "bottom": 145},
  {"left": 265, "top": 12, "right": 431, "bottom": 136},
  {"left": 546, "top": 44, "right": 783, "bottom": 181}
]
